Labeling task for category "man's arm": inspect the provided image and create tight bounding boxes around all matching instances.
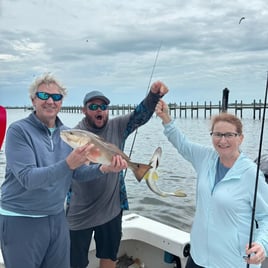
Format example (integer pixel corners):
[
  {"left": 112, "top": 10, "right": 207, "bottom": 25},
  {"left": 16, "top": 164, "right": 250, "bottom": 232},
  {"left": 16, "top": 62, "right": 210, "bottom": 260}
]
[{"left": 123, "top": 81, "right": 168, "bottom": 137}]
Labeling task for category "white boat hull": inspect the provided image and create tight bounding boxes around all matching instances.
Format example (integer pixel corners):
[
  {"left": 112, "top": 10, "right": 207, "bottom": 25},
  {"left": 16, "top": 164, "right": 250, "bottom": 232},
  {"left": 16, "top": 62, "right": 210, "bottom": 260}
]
[
  {"left": 88, "top": 213, "right": 190, "bottom": 268},
  {"left": 87, "top": 213, "right": 268, "bottom": 268}
]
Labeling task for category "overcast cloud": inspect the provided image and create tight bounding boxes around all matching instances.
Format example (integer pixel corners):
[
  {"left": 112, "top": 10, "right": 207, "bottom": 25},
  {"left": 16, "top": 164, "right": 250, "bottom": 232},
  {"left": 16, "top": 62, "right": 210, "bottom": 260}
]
[{"left": 0, "top": 0, "right": 268, "bottom": 107}]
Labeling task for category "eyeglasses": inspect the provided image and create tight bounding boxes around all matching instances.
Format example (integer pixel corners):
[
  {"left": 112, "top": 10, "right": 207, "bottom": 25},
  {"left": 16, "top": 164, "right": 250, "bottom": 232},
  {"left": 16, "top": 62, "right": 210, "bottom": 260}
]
[
  {"left": 36, "top": 92, "right": 63, "bottom": 101},
  {"left": 87, "top": 103, "right": 108, "bottom": 111},
  {"left": 210, "top": 132, "right": 240, "bottom": 139}
]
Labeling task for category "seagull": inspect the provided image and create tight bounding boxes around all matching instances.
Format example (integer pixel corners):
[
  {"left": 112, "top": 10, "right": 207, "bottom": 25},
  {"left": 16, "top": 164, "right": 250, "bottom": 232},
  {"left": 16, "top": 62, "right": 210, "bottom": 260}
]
[{"left": 239, "top": 17, "right": 245, "bottom": 24}]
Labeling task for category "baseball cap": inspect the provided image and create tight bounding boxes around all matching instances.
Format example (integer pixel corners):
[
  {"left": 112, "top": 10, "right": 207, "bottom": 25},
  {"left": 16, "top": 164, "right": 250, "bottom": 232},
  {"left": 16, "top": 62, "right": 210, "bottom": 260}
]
[{"left": 83, "top": 90, "right": 110, "bottom": 106}]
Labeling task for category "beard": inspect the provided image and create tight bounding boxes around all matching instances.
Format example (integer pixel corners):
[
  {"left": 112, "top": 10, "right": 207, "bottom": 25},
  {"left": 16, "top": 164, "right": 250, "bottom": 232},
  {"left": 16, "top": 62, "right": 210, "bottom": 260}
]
[{"left": 85, "top": 113, "right": 108, "bottom": 129}]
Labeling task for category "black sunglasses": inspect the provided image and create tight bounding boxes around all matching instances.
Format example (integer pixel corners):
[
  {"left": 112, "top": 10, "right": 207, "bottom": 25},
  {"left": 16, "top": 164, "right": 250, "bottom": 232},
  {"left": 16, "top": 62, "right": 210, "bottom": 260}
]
[
  {"left": 36, "top": 92, "right": 63, "bottom": 102},
  {"left": 87, "top": 103, "right": 108, "bottom": 111}
]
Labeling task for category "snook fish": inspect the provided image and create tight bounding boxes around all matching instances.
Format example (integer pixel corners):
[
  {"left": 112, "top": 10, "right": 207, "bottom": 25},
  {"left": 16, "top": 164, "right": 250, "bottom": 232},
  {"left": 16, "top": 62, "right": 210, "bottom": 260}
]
[
  {"left": 144, "top": 147, "right": 187, "bottom": 197},
  {"left": 60, "top": 129, "right": 152, "bottom": 182}
]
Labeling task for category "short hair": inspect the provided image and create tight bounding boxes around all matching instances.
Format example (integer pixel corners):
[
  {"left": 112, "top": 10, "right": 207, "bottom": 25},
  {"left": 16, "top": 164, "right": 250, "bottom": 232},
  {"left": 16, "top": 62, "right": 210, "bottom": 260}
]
[
  {"left": 211, "top": 113, "right": 243, "bottom": 134},
  {"left": 29, "top": 73, "right": 67, "bottom": 100}
]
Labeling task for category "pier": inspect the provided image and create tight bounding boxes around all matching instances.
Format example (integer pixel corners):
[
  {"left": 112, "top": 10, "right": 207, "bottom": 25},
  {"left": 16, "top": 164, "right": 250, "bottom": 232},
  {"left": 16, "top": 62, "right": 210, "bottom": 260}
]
[{"left": 60, "top": 99, "right": 265, "bottom": 120}]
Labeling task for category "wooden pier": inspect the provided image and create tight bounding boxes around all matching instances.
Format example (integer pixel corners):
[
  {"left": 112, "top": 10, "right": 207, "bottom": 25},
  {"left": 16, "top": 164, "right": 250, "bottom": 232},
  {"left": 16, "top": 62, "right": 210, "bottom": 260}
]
[{"left": 60, "top": 99, "right": 265, "bottom": 120}]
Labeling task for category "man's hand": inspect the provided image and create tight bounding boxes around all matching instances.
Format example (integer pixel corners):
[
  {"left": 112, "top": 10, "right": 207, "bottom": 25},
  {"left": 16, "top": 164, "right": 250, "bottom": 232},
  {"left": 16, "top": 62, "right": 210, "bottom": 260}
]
[
  {"left": 100, "top": 155, "right": 128, "bottom": 174},
  {"left": 66, "top": 144, "right": 96, "bottom": 170},
  {"left": 150, "top": 81, "right": 169, "bottom": 97}
]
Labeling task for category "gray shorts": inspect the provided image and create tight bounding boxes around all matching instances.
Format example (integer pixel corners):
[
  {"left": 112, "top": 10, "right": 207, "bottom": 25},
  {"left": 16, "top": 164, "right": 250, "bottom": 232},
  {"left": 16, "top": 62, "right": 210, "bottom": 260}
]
[{"left": 0, "top": 211, "right": 70, "bottom": 268}]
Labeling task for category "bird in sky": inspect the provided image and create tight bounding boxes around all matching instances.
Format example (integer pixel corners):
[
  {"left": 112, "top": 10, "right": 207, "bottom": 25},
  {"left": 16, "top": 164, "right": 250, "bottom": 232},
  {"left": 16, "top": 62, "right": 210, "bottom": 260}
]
[{"left": 239, "top": 17, "right": 245, "bottom": 24}]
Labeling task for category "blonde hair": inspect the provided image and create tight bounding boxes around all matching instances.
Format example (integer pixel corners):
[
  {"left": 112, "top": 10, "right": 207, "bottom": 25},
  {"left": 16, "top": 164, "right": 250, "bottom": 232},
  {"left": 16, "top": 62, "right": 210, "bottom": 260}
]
[
  {"left": 211, "top": 113, "right": 243, "bottom": 134},
  {"left": 29, "top": 73, "right": 67, "bottom": 99}
]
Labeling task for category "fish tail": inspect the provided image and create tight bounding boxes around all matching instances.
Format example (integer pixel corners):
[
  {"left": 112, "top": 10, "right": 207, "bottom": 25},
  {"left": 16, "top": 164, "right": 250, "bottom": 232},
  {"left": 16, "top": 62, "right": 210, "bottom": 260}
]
[
  {"left": 174, "top": 189, "right": 187, "bottom": 197},
  {"left": 129, "top": 162, "right": 152, "bottom": 182}
]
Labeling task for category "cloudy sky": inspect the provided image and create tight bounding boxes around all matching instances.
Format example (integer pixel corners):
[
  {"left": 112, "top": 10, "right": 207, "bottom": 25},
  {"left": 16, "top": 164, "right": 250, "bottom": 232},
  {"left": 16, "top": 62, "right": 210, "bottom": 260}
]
[{"left": 0, "top": 0, "right": 268, "bottom": 107}]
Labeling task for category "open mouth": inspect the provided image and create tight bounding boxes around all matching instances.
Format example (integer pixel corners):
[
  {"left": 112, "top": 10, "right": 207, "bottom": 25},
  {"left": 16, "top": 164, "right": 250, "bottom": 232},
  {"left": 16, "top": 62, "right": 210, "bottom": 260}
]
[{"left": 96, "top": 115, "right": 103, "bottom": 120}]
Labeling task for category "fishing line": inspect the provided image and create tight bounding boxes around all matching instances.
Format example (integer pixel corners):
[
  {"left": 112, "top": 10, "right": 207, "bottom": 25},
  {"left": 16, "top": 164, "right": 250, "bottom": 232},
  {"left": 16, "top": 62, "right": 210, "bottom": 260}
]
[
  {"left": 246, "top": 71, "right": 268, "bottom": 267},
  {"left": 123, "top": 41, "right": 162, "bottom": 179}
]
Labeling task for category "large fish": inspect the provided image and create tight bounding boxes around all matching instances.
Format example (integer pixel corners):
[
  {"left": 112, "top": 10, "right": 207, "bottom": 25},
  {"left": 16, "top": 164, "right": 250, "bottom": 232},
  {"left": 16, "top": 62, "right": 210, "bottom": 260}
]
[
  {"left": 60, "top": 129, "right": 152, "bottom": 182},
  {"left": 144, "top": 147, "right": 187, "bottom": 197}
]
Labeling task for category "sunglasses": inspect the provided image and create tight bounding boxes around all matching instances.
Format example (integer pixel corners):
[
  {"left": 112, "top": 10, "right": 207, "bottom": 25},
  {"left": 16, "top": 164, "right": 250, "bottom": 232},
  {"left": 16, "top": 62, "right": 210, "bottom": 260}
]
[
  {"left": 36, "top": 92, "right": 63, "bottom": 102},
  {"left": 87, "top": 103, "right": 108, "bottom": 111}
]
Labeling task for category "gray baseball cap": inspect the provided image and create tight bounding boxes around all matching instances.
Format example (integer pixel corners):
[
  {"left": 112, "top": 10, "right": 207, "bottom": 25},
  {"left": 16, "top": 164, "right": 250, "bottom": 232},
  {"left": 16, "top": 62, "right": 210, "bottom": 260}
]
[{"left": 83, "top": 90, "right": 110, "bottom": 106}]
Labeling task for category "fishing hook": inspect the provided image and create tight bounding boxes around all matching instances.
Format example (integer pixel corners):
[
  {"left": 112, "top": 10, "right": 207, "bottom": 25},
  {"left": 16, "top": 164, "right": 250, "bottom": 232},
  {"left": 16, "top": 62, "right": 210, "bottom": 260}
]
[
  {"left": 246, "top": 71, "right": 268, "bottom": 267},
  {"left": 123, "top": 41, "right": 162, "bottom": 179}
]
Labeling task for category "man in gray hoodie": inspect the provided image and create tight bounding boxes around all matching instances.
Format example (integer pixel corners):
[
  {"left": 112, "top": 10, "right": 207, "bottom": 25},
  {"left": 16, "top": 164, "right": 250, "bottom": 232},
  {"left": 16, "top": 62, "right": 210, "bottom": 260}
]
[
  {"left": 0, "top": 73, "right": 127, "bottom": 268},
  {"left": 67, "top": 81, "right": 168, "bottom": 268}
]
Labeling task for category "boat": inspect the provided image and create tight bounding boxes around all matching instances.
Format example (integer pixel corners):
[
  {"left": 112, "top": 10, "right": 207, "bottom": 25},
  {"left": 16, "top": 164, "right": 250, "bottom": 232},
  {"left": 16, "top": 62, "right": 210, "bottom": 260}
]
[
  {"left": 83, "top": 212, "right": 268, "bottom": 268},
  {"left": 89, "top": 213, "right": 190, "bottom": 268}
]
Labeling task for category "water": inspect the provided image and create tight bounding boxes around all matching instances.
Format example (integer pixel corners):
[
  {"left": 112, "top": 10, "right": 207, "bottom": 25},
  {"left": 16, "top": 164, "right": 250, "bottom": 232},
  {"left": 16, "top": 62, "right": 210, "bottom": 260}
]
[{"left": 0, "top": 109, "right": 267, "bottom": 233}]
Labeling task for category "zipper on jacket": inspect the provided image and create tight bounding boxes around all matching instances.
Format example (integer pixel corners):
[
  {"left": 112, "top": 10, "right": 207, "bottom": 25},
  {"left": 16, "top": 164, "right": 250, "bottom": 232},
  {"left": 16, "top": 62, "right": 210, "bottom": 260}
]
[{"left": 49, "top": 134, "right": 54, "bottom": 151}]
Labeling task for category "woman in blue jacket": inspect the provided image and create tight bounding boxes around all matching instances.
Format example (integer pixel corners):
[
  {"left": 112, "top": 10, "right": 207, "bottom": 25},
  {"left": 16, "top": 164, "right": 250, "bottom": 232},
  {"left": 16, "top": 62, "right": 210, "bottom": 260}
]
[{"left": 155, "top": 99, "right": 268, "bottom": 268}]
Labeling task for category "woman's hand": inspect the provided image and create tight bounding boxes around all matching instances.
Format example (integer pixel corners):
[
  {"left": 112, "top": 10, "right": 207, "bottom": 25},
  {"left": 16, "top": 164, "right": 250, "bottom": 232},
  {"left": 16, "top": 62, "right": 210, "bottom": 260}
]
[
  {"left": 245, "top": 242, "right": 266, "bottom": 265},
  {"left": 155, "top": 99, "right": 171, "bottom": 124}
]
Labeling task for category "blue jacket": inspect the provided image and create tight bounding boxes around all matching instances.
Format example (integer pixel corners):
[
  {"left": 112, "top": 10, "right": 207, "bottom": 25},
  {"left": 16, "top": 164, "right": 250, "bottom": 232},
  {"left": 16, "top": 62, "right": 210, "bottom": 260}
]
[
  {"left": 163, "top": 120, "right": 268, "bottom": 268},
  {"left": 0, "top": 112, "right": 103, "bottom": 215}
]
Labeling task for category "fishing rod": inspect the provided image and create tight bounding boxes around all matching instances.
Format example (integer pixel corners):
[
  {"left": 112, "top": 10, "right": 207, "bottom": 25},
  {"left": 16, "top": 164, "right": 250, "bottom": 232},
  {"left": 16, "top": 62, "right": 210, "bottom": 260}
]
[
  {"left": 246, "top": 71, "right": 268, "bottom": 267},
  {"left": 123, "top": 41, "right": 162, "bottom": 179}
]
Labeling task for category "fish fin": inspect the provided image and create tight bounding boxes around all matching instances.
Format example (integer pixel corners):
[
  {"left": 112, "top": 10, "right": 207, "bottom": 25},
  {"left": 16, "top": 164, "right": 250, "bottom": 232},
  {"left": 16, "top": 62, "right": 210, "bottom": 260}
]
[
  {"left": 143, "top": 170, "right": 158, "bottom": 180},
  {"left": 174, "top": 189, "right": 187, "bottom": 197},
  {"left": 151, "top": 171, "right": 159, "bottom": 180},
  {"left": 144, "top": 171, "right": 149, "bottom": 180},
  {"left": 129, "top": 162, "right": 152, "bottom": 182}
]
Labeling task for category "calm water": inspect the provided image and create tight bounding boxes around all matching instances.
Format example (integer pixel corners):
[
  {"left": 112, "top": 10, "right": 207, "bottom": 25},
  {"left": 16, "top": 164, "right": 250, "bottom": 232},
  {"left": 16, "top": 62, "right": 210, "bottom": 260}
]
[{"left": 0, "top": 109, "right": 267, "bottom": 233}]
